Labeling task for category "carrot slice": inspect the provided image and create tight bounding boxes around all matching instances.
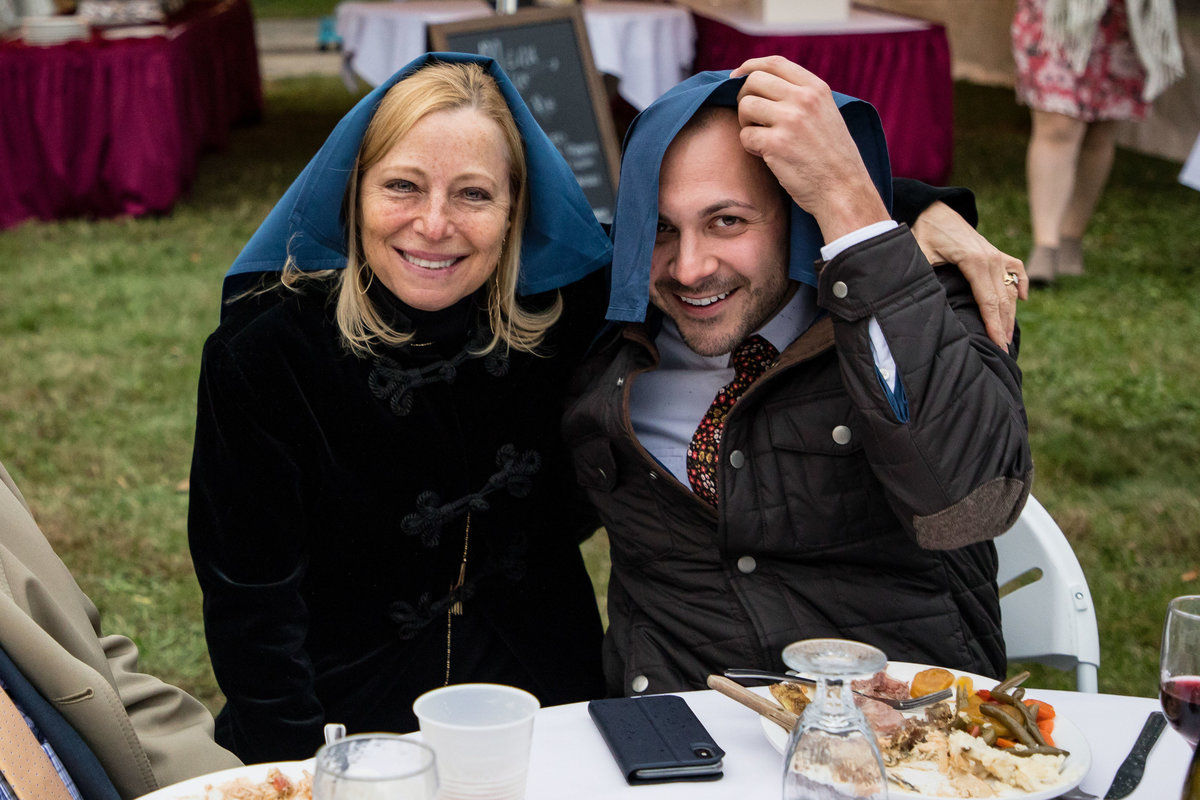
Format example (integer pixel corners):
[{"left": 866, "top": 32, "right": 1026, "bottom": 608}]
[
  {"left": 1023, "top": 698, "right": 1056, "bottom": 721},
  {"left": 1037, "top": 718, "right": 1056, "bottom": 746}
]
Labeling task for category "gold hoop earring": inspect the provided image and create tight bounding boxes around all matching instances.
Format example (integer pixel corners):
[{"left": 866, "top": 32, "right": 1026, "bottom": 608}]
[{"left": 358, "top": 266, "right": 375, "bottom": 296}]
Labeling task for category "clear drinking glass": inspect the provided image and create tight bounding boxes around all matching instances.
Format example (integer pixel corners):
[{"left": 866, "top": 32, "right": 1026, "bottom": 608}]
[
  {"left": 313, "top": 734, "right": 438, "bottom": 800},
  {"left": 1161, "top": 595, "right": 1200, "bottom": 749},
  {"left": 781, "top": 638, "right": 889, "bottom": 800}
]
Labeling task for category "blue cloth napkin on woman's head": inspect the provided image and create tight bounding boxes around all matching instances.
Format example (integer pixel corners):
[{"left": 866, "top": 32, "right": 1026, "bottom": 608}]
[{"left": 223, "top": 52, "right": 612, "bottom": 307}]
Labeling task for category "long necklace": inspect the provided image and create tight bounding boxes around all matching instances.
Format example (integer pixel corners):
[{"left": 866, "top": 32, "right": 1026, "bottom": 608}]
[{"left": 444, "top": 511, "right": 471, "bottom": 685}]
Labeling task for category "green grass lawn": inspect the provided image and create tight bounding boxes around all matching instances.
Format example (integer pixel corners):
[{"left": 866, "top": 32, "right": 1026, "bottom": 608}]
[
  {"left": 954, "top": 84, "right": 1200, "bottom": 694},
  {"left": 251, "top": 0, "right": 338, "bottom": 19},
  {"left": 0, "top": 76, "right": 1197, "bottom": 714}
]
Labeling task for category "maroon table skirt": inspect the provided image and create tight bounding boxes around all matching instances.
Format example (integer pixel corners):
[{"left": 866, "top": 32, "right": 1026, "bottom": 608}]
[
  {"left": 0, "top": 0, "right": 263, "bottom": 229},
  {"left": 691, "top": 15, "right": 954, "bottom": 185}
]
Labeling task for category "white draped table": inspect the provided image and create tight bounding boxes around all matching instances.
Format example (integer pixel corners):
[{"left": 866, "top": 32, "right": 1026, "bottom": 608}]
[
  {"left": 672, "top": 1, "right": 954, "bottom": 183},
  {"left": 672, "top": 1, "right": 930, "bottom": 36},
  {"left": 336, "top": 0, "right": 494, "bottom": 89},
  {"left": 504, "top": 688, "right": 1191, "bottom": 799},
  {"left": 335, "top": 0, "right": 695, "bottom": 110},
  {"left": 571, "top": 1, "right": 693, "bottom": 111}
]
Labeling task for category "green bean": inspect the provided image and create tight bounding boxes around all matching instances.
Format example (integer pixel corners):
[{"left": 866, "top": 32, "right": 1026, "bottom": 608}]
[
  {"left": 979, "top": 724, "right": 998, "bottom": 746},
  {"left": 989, "top": 686, "right": 1018, "bottom": 707},
  {"left": 992, "top": 686, "right": 1051, "bottom": 749},
  {"left": 980, "top": 704, "right": 1069, "bottom": 757},
  {"left": 1006, "top": 686, "right": 1049, "bottom": 745},
  {"left": 1016, "top": 699, "right": 1051, "bottom": 747},
  {"left": 981, "top": 703, "right": 1037, "bottom": 747},
  {"left": 1007, "top": 744, "right": 1069, "bottom": 757},
  {"left": 994, "top": 670, "right": 1031, "bottom": 694},
  {"left": 953, "top": 714, "right": 1000, "bottom": 746},
  {"left": 956, "top": 680, "right": 971, "bottom": 712}
]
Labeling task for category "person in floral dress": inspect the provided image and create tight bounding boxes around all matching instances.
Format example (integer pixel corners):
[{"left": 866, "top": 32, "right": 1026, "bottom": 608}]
[{"left": 1012, "top": 0, "right": 1182, "bottom": 283}]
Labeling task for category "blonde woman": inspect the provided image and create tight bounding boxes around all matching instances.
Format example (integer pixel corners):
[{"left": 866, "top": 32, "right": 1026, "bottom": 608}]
[{"left": 187, "top": 55, "right": 612, "bottom": 763}]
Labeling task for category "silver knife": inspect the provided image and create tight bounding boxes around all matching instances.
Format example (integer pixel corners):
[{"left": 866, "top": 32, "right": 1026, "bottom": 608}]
[{"left": 1103, "top": 710, "right": 1167, "bottom": 799}]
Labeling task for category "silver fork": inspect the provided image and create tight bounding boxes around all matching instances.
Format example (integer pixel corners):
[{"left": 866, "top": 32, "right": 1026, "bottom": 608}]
[{"left": 722, "top": 668, "right": 954, "bottom": 711}]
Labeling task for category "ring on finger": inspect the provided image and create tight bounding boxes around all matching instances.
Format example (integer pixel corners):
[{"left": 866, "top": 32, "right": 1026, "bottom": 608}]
[{"left": 1003, "top": 272, "right": 1020, "bottom": 287}]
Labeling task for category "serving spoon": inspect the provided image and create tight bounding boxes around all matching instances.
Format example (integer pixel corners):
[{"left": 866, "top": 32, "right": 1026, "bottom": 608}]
[
  {"left": 723, "top": 668, "right": 953, "bottom": 711},
  {"left": 707, "top": 674, "right": 799, "bottom": 732}
]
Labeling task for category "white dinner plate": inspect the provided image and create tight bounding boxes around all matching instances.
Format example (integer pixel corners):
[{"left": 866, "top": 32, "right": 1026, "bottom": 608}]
[
  {"left": 759, "top": 662, "right": 1091, "bottom": 800},
  {"left": 134, "top": 759, "right": 315, "bottom": 799}
]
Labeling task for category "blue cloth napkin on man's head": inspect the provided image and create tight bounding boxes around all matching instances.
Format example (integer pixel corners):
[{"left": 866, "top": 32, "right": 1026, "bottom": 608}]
[{"left": 605, "top": 69, "right": 893, "bottom": 323}]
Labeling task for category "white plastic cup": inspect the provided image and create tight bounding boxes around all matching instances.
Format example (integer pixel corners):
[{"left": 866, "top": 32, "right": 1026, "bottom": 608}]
[
  {"left": 412, "top": 683, "right": 540, "bottom": 800},
  {"left": 313, "top": 734, "right": 438, "bottom": 800}
]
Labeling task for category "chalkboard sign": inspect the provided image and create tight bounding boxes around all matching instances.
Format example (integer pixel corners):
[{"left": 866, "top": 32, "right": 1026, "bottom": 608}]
[{"left": 430, "top": 7, "right": 620, "bottom": 224}]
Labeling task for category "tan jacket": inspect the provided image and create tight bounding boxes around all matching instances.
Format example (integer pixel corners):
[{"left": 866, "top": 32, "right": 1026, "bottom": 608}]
[{"left": 0, "top": 460, "right": 241, "bottom": 798}]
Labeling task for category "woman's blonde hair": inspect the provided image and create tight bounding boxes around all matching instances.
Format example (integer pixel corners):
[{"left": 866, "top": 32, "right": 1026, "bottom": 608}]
[{"left": 284, "top": 61, "right": 561, "bottom": 357}]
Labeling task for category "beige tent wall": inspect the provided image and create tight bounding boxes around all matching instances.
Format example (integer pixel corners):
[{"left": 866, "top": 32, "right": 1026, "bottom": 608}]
[
  {"left": 856, "top": 0, "right": 1200, "bottom": 162},
  {"left": 857, "top": 0, "right": 1019, "bottom": 85}
]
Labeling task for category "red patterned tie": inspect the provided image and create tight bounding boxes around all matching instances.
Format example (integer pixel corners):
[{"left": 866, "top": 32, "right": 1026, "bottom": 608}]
[{"left": 686, "top": 335, "right": 779, "bottom": 506}]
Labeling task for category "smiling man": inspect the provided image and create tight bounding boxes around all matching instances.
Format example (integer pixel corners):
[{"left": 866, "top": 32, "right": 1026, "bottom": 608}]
[
  {"left": 648, "top": 106, "right": 793, "bottom": 359},
  {"left": 563, "top": 57, "right": 1034, "bottom": 696}
]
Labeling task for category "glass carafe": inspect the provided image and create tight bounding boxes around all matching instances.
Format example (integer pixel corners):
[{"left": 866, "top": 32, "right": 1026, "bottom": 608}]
[{"left": 781, "top": 638, "right": 888, "bottom": 800}]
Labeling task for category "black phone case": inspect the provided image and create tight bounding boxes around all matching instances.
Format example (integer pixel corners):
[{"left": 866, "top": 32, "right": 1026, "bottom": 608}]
[{"left": 588, "top": 695, "right": 725, "bottom": 785}]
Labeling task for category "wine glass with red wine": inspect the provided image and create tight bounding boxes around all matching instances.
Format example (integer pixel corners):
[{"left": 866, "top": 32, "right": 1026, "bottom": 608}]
[{"left": 1161, "top": 595, "right": 1200, "bottom": 748}]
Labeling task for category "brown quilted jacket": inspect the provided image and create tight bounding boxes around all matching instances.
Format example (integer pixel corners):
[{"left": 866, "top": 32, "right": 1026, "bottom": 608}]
[{"left": 564, "top": 227, "right": 1033, "bottom": 696}]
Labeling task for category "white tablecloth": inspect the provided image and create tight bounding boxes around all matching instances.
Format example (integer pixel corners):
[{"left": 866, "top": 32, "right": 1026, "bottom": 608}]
[
  {"left": 575, "top": 1, "right": 693, "bottom": 111},
  {"left": 672, "top": 0, "right": 929, "bottom": 36},
  {"left": 335, "top": 0, "right": 695, "bottom": 110},
  {"left": 336, "top": 0, "right": 494, "bottom": 88},
  {"left": 509, "top": 688, "right": 1191, "bottom": 799}
]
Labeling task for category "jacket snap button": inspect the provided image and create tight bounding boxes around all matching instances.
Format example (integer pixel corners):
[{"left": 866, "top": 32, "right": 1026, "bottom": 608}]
[
  {"left": 737, "top": 555, "right": 757, "bottom": 574},
  {"left": 832, "top": 281, "right": 848, "bottom": 299},
  {"left": 649, "top": 471, "right": 658, "bottom": 480},
  {"left": 631, "top": 675, "right": 649, "bottom": 693},
  {"left": 598, "top": 467, "right": 608, "bottom": 481},
  {"left": 729, "top": 450, "right": 746, "bottom": 469},
  {"left": 832, "top": 425, "right": 852, "bottom": 445},
  {"left": 616, "top": 377, "right": 624, "bottom": 387}
]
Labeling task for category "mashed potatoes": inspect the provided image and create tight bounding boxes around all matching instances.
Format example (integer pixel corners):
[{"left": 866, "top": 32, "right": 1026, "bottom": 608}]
[{"left": 888, "top": 729, "right": 1075, "bottom": 798}]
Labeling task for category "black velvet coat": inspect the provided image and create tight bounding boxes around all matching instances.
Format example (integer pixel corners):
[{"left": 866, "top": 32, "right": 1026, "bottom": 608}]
[{"left": 188, "top": 276, "right": 607, "bottom": 763}]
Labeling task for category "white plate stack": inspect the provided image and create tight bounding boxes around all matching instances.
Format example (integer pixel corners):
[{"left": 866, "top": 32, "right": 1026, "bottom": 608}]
[{"left": 20, "top": 15, "right": 91, "bottom": 45}]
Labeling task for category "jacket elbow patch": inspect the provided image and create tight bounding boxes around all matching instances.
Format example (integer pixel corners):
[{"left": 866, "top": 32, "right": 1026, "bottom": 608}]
[{"left": 912, "top": 472, "right": 1033, "bottom": 550}]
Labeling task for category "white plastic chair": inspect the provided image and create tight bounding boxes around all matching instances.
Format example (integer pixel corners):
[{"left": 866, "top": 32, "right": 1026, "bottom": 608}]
[{"left": 994, "top": 495, "right": 1101, "bottom": 692}]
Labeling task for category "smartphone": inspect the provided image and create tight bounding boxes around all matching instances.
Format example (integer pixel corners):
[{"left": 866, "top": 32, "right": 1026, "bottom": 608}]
[{"left": 588, "top": 695, "right": 725, "bottom": 784}]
